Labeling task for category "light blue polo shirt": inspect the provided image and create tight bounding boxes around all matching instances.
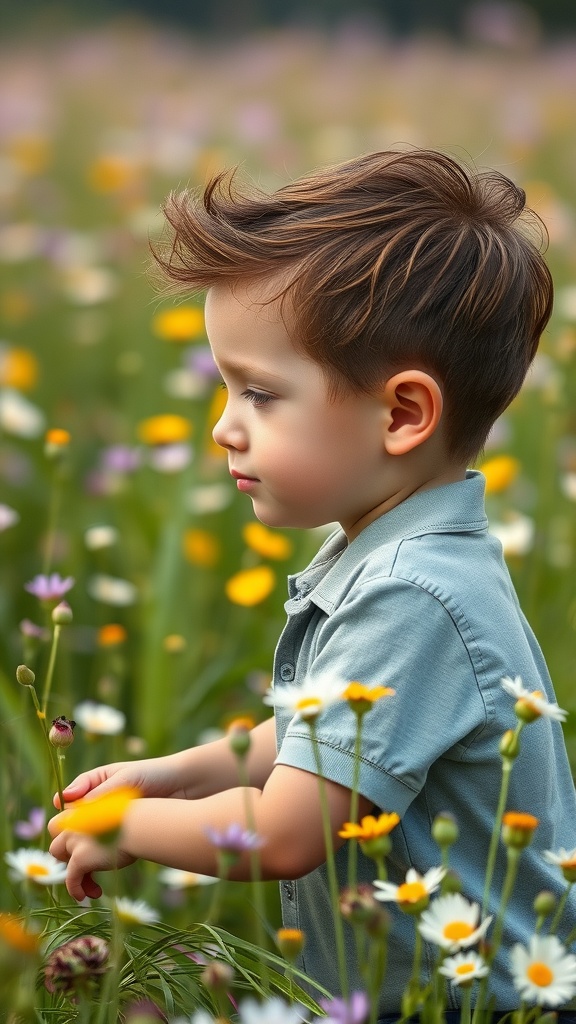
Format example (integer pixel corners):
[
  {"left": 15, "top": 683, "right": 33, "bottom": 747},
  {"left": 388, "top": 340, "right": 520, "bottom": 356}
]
[{"left": 273, "top": 471, "right": 576, "bottom": 1014}]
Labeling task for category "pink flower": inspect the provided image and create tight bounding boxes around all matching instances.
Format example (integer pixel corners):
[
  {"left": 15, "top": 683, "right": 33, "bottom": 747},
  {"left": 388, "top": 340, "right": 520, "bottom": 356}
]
[{"left": 25, "top": 573, "right": 75, "bottom": 602}]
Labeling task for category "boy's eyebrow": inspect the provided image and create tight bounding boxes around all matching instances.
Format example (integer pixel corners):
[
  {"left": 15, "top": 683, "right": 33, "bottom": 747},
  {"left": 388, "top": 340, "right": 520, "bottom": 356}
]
[{"left": 216, "top": 358, "right": 289, "bottom": 384}]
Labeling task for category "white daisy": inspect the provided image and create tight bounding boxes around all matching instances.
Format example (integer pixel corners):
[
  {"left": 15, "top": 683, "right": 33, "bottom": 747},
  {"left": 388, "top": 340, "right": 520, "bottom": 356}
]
[
  {"left": 510, "top": 934, "right": 576, "bottom": 1007},
  {"left": 263, "top": 673, "right": 346, "bottom": 722},
  {"left": 543, "top": 847, "right": 576, "bottom": 867},
  {"left": 87, "top": 573, "right": 138, "bottom": 607},
  {"left": 373, "top": 866, "right": 446, "bottom": 907},
  {"left": 73, "top": 700, "right": 126, "bottom": 736},
  {"left": 0, "top": 388, "right": 45, "bottom": 438},
  {"left": 0, "top": 504, "right": 19, "bottom": 531},
  {"left": 238, "top": 996, "right": 306, "bottom": 1024},
  {"left": 157, "top": 866, "right": 218, "bottom": 889},
  {"left": 113, "top": 897, "right": 160, "bottom": 926},
  {"left": 5, "top": 848, "right": 67, "bottom": 886},
  {"left": 439, "top": 950, "right": 489, "bottom": 986},
  {"left": 418, "top": 893, "right": 492, "bottom": 951},
  {"left": 84, "top": 525, "right": 119, "bottom": 550},
  {"left": 501, "top": 676, "right": 567, "bottom": 722}
]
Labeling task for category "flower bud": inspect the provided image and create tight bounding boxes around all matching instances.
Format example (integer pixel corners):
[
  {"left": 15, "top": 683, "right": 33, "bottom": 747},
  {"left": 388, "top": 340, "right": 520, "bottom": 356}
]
[
  {"left": 339, "top": 884, "right": 390, "bottom": 937},
  {"left": 16, "top": 664, "right": 36, "bottom": 687},
  {"left": 514, "top": 697, "right": 540, "bottom": 724},
  {"left": 502, "top": 811, "right": 539, "bottom": 849},
  {"left": 44, "top": 935, "right": 109, "bottom": 1000},
  {"left": 500, "top": 729, "right": 521, "bottom": 760},
  {"left": 200, "top": 960, "right": 235, "bottom": 991},
  {"left": 533, "top": 890, "right": 557, "bottom": 918},
  {"left": 276, "top": 927, "right": 305, "bottom": 962},
  {"left": 49, "top": 716, "right": 76, "bottom": 749},
  {"left": 52, "top": 601, "right": 73, "bottom": 625},
  {"left": 44, "top": 428, "right": 70, "bottom": 461},
  {"left": 227, "top": 718, "right": 254, "bottom": 759},
  {"left": 432, "top": 811, "right": 459, "bottom": 848}
]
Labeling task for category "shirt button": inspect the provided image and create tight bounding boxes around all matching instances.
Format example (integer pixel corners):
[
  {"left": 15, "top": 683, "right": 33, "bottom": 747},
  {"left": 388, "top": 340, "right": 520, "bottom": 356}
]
[
  {"left": 280, "top": 663, "right": 295, "bottom": 682},
  {"left": 283, "top": 882, "right": 294, "bottom": 901}
]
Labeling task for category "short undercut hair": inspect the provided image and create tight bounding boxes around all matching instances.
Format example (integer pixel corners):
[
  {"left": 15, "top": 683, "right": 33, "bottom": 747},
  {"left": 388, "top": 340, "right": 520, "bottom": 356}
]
[{"left": 153, "top": 149, "right": 553, "bottom": 463}]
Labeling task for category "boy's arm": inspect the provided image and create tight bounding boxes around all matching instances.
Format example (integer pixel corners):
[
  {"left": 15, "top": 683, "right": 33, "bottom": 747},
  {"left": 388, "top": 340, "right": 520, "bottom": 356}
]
[
  {"left": 56, "top": 717, "right": 278, "bottom": 807},
  {"left": 49, "top": 762, "right": 373, "bottom": 902}
]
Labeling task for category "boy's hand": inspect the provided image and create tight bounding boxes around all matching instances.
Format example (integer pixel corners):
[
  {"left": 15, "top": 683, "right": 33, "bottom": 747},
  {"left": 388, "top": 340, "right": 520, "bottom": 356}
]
[
  {"left": 52, "top": 757, "right": 188, "bottom": 810},
  {"left": 48, "top": 824, "right": 136, "bottom": 902}
]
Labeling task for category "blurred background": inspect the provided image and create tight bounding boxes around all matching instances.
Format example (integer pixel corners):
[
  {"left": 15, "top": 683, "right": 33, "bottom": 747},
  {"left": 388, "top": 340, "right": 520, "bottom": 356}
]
[{"left": 0, "top": 0, "right": 575, "bottom": 920}]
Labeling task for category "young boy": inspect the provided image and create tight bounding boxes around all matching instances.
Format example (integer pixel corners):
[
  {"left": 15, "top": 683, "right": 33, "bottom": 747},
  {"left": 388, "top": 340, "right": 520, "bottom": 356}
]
[{"left": 49, "top": 150, "right": 576, "bottom": 1015}]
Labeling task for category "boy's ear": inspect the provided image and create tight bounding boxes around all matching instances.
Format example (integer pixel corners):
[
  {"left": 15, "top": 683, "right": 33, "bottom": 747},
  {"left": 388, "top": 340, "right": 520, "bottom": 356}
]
[{"left": 381, "top": 370, "right": 443, "bottom": 455}]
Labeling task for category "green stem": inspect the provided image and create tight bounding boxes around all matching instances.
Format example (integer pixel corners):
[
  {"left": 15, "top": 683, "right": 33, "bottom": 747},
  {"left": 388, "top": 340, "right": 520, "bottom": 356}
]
[
  {"left": 368, "top": 936, "right": 388, "bottom": 1024},
  {"left": 42, "top": 470, "right": 64, "bottom": 576},
  {"left": 309, "top": 719, "right": 349, "bottom": 998},
  {"left": 460, "top": 983, "right": 472, "bottom": 1024},
  {"left": 25, "top": 684, "right": 65, "bottom": 812},
  {"left": 474, "top": 847, "right": 521, "bottom": 1024},
  {"left": 481, "top": 726, "right": 523, "bottom": 917},
  {"left": 96, "top": 891, "right": 124, "bottom": 1024},
  {"left": 41, "top": 623, "right": 61, "bottom": 716},
  {"left": 550, "top": 882, "right": 573, "bottom": 934},
  {"left": 238, "top": 756, "right": 270, "bottom": 995},
  {"left": 347, "top": 712, "right": 364, "bottom": 891}
]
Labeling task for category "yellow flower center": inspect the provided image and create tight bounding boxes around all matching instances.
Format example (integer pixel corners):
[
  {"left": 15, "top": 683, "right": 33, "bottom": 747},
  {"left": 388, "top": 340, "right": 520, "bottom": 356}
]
[
  {"left": 444, "top": 921, "right": 475, "bottom": 941},
  {"left": 397, "top": 881, "right": 427, "bottom": 903},
  {"left": 527, "top": 962, "right": 554, "bottom": 987},
  {"left": 27, "top": 864, "right": 50, "bottom": 878},
  {"left": 456, "top": 962, "right": 475, "bottom": 976},
  {"left": 296, "top": 697, "right": 322, "bottom": 713}
]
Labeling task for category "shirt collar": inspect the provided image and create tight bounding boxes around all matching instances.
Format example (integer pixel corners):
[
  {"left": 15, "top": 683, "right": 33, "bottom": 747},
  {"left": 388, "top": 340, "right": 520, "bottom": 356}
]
[{"left": 286, "top": 470, "right": 488, "bottom": 612}]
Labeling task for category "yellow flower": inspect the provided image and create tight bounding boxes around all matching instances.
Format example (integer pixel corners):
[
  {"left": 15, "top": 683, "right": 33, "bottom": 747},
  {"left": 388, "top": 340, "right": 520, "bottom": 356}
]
[
  {"left": 183, "top": 528, "right": 220, "bottom": 568},
  {"left": 163, "top": 634, "right": 187, "bottom": 654},
  {"left": 54, "top": 786, "right": 141, "bottom": 837},
  {"left": 152, "top": 306, "right": 205, "bottom": 342},
  {"left": 97, "top": 623, "right": 128, "bottom": 647},
  {"left": 276, "top": 927, "right": 305, "bottom": 961},
  {"left": 480, "top": 454, "right": 520, "bottom": 495},
  {"left": 8, "top": 135, "right": 51, "bottom": 176},
  {"left": 225, "top": 566, "right": 276, "bottom": 606},
  {"left": 226, "top": 715, "right": 257, "bottom": 733},
  {"left": 502, "top": 811, "right": 540, "bottom": 849},
  {"left": 503, "top": 812, "right": 539, "bottom": 831},
  {"left": 87, "top": 155, "right": 140, "bottom": 193},
  {"left": 0, "top": 913, "right": 40, "bottom": 955},
  {"left": 344, "top": 681, "right": 396, "bottom": 713},
  {"left": 137, "top": 414, "right": 193, "bottom": 445},
  {"left": 45, "top": 428, "right": 70, "bottom": 447},
  {"left": 339, "top": 812, "right": 400, "bottom": 841},
  {"left": 242, "top": 521, "right": 293, "bottom": 560},
  {"left": 0, "top": 347, "right": 39, "bottom": 391}
]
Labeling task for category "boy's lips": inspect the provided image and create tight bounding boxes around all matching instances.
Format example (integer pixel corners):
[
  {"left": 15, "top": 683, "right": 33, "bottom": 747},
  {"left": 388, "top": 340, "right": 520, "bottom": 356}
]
[{"left": 230, "top": 469, "right": 259, "bottom": 491}]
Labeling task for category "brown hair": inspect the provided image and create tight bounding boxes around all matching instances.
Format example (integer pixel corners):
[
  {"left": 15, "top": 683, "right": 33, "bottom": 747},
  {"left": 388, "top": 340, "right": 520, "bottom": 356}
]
[{"left": 154, "top": 149, "right": 553, "bottom": 462}]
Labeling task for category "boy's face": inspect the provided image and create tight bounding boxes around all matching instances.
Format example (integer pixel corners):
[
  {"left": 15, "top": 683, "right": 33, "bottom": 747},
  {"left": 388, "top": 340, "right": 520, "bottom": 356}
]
[{"left": 205, "top": 281, "right": 395, "bottom": 540}]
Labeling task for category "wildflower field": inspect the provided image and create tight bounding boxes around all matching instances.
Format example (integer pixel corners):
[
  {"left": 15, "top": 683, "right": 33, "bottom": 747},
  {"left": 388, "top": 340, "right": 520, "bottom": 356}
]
[{"left": 1, "top": 17, "right": 576, "bottom": 1022}]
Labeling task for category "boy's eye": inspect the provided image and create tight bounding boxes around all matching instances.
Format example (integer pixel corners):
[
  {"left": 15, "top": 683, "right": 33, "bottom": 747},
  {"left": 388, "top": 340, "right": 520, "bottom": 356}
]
[{"left": 242, "top": 389, "right": 274, "bottom": 408}]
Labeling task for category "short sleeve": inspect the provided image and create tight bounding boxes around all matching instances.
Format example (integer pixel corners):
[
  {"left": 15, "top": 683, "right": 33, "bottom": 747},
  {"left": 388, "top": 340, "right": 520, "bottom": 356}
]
[{"left": 275, "top": 576, "right": 489, "bottom": 815}]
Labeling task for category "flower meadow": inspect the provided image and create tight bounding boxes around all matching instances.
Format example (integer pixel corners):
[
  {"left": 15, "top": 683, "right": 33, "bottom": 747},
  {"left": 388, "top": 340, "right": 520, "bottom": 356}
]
[{"left": 1, "top": 16, "right": 576, "bottom": 1023}]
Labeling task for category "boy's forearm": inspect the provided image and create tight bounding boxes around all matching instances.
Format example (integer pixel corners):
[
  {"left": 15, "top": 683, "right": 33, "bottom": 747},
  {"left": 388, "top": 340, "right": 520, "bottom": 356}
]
[{"left": 168, "top": 716, "right": 278, "bottom": 799}]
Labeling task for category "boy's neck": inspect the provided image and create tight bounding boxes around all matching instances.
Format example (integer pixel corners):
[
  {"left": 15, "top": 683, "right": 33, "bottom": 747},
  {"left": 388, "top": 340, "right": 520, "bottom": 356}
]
[{"left": 343, "top": 462, "right": 467, "bottom": 542}]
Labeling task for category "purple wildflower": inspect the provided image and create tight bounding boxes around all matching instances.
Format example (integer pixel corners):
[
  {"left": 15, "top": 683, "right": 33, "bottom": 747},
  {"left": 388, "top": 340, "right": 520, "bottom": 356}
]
[
  {"left": 186, "top": 345, "right": 220, "bottom": 379},
  {"left": 14, "top": 807, "right": 46, "bottom": 840},
  {"left": 25, "top": 573, "right": 75, "bottom": 602},
  {"left": 19, "top": 619, "right": 50, "bottom": 642},
  {"left": 319, "top": 992, "right": 370, "bottom": 1024},
  {"left": 100, "top": 444, "right": 141, "bottom": 474},
  {"left": 205, "top": 823, "right": 265, "bottom": 853}
]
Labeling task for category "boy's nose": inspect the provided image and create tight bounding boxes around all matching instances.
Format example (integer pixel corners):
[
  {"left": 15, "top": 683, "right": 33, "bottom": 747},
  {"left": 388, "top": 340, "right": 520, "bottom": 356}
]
[{"left": 212, "top": 408, "right": 247, "bottom": 452}]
